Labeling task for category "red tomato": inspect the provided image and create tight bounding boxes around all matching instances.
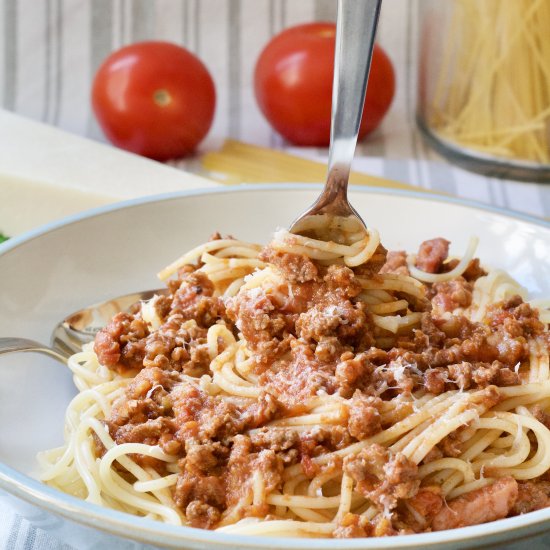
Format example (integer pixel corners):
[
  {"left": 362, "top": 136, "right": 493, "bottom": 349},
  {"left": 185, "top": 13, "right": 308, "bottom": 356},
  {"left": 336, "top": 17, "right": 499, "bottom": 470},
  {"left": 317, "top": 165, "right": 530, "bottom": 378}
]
[
  {"left": 92, "top": 41, "right": 216, "bottom": 160},
  {"left": 254, "top": 23, "right": 395, "bottom": 146}
]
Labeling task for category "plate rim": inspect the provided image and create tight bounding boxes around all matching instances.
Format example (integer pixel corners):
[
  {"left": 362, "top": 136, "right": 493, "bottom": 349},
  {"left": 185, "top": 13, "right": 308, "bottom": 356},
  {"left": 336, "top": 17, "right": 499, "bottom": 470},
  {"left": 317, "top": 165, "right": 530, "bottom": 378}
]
[
  {"left": 1, "top": 183, "right": 550, "bottom": 548},
  {"left": 1, "top": 183, "right": 549, "bottom": 257}
]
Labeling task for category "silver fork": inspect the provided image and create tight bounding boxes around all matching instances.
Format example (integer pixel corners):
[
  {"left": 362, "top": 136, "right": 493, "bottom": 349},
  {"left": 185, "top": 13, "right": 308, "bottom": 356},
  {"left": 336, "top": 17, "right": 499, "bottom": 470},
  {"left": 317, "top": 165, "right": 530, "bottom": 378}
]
[{"left": 289, "top": 0, "right": 382, "bottom": 238}]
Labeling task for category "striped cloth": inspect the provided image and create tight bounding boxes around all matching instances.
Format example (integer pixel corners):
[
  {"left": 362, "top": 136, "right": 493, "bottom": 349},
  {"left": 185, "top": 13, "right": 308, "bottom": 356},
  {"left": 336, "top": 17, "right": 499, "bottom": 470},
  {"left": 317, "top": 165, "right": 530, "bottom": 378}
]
[
  {"left": 0, "top": 0, "right": 549, "bottom": 216},
  {"left": 1, "top": 1, "right": 550, "bottom": 548}
]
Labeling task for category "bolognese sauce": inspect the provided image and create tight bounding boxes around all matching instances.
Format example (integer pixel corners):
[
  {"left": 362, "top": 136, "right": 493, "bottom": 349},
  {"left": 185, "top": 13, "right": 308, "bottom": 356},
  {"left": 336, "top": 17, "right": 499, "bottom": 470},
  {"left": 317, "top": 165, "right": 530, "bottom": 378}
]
[{"left": 75, "top": 232, "right": 550, "bottom": 536}]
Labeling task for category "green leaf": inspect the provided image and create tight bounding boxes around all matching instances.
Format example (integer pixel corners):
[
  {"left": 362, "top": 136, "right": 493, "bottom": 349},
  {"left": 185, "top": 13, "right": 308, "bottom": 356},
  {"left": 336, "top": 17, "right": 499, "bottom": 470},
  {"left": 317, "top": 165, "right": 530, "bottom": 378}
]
[{"left": 0, "top": 233, "right": 8, "bottom": 244}]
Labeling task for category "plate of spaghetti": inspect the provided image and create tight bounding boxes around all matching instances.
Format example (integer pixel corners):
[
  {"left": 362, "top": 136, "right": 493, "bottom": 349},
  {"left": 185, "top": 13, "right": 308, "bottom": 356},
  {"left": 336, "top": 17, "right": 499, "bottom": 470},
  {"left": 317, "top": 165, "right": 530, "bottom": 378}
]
[{"left": 1, "top": 185, "right": 550, "bottom": 549}]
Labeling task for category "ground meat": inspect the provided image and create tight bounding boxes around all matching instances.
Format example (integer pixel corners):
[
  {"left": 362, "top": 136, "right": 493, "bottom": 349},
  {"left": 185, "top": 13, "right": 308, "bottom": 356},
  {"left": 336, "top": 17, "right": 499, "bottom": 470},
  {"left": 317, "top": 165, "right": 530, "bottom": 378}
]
[
  {"left": 259, "top": 247, "right": 319, "bottom": 283},
  {"left": 486, "top": 333, "right": 528, "bottom": 368},
  {"left": 347, "top": 393, "right": 382, "bottom": 440},
  {"left": 173, "top": 441, "right": 228, "bottom": 522},
  {"left": 437, "top": 424, "right": 477, "bottom": 458},
  {"left": 224, "top": 435, "right": 283, "bottom": 514},
  {"left": 353, "top": 243, "right": 388, "bottom": 278},
  {"left": 487, "top": 296, "right": 546, "bottom": 338},
  {"left": 430, "top": 278, "right": 473, "bottom": 313},
  {"left": 371, "top": 359, "right": 423, "bottom": 396},
  {"left": 333, "top": 513, "right": 370, "bottom": 538},
  {"left": 172, "top": 382, "right": 280, "bottom": 442},
  {"left": 447, "top": 362, "right": 473, "bottom": 390},
  {"left": 462, "top": 258, "right": 487, "bottom": 281},
  {"left": 94, "top": 328, "right": 121, "bottom": 369},
  {"left": 383, "top": 308, "right": 529, "bottom": 393},
  {"left": 174, "top": 471, "right": 226, "bottom": 515},
  {"left": 533, "top": 405, "right": 550, "bottom": 430},
  {"left": 108, "top": 416, "right": 176, "bottom": 446},
  {"left": 299, "top": 429, "right": 352, "bottom": 469},
  {"left": 432, "top": 477, "right": 518, "bottom": 531},
  {"left": 314, "top": 336, "right": 345, "bottom": 362},
  {"left": 170, "top": 271, "right": 224, "bottom": 328},
  {"left": 126, "top": 366, "right": 180, "bottom": 400},
  {"left": 106, "top": 367, "right": 181, "bottom": 452},
  {"left": 250, "top": 428, "right": 299, "bottom": 452},
  {"left": 472, "top": 361, "right": 520, "bottom": 387},
  {"left": 142, "top": 315, "right": 210, "bottom": 374},
  {"left": 185, "top": 441, "right": 228, "bottom": 474},
  {"left": 344, "top": 444, "right": 419, "bottom": 512},
  {"left": 431, "top": 322, "right": 517, "bottom": 369},
  {"left": 296, "top": 298, "right": 372, "bottom": 350},
  {"left": 405, "top": 486, "right": 444, "bottom": 529},
  {"left": 185, "top": 500, "right": 221, "bottom": 529},
  {"left": 420, "top": 313, "right": 448, "bottom": 347},
  {"left": 511, "top": 481, "right": 550, "bottom": 514},
  {"left": 241, "top": 391, "right": 281, "bottom": 429},
  {"left": 424, "top": 368, "right": 447, "bottom": 394},
  {"left": 226, "top": 288, "right": 291, "bottom": 364},
  {"left": 415, "top": 238, "right": 450, "bottom": 273},
  {"left": 153, "top": 294, "right": 172, "bottom": 321},
  {"left": 261, "top": 340, "right": 339, "bottom": 408},
  {"left": 323, "top": 264, "right": 363, "bottom": 298},
  {"left": 94, "top": 312, "right": 149, "bottom": 373},
  {"left": 94, "top": 274, "right": 222, "bottom": 374},
  {"left": 335, "top": 352, "right": 374, "bottom": 398},
  {"left": 380, "top": 250, "right": 409, "bottom": 276}
]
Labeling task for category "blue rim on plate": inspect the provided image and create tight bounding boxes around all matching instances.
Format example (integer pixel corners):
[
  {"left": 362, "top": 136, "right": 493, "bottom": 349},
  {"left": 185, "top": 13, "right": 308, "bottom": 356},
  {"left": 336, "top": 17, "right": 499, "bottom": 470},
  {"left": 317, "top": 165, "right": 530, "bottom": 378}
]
[{"left": 1, "top": 184, "right": 550, "bottom": 549}]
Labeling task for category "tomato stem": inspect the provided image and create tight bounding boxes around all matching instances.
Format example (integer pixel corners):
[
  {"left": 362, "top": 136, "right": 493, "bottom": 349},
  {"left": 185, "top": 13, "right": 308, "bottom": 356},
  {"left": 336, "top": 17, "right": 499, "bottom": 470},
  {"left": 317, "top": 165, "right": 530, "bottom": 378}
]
[{"left": 153, "top": 89, "right": 172, "bottom": 107}]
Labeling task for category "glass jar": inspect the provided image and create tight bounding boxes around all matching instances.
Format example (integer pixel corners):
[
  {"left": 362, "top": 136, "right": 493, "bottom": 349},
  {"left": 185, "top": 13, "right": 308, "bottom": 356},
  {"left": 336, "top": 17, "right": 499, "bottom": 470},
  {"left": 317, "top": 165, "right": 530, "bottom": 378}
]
[{"left": 417, "top": 0, "right": 550, "bottom": 182}]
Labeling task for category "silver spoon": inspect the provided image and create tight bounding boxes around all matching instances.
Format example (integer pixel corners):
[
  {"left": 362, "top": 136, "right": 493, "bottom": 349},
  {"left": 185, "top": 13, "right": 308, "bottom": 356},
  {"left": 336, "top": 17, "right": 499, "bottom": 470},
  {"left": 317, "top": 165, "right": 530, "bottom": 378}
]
[
  {"left": 50, "top": 289, "right": 164, "bottom": 357},
  {"left": 290, "top": 0, "right": 382, "bottom": 238},
  {"left": 0, "top": 0, "right": 382, "bottom": 363},
  {"left": 0, "top": 289, "right": 164, "bottom": 363}
]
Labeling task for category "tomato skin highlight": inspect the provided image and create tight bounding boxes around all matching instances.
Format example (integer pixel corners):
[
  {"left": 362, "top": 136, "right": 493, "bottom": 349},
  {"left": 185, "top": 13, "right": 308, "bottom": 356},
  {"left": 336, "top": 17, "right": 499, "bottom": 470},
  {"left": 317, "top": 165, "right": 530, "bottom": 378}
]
[
  {"left": 92, "top": 41, "right": 216, "bottom": 161},
  {"left": 254, "top": 22, "right": 395, "bottom": 146}
]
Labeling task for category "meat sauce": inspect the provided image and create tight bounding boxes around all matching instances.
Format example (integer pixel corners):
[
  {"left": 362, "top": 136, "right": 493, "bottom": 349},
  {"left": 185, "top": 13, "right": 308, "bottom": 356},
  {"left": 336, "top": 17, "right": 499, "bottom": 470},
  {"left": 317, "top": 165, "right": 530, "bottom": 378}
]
[{"left": 93, "top": 236, "right": 550, "bottom": 534}]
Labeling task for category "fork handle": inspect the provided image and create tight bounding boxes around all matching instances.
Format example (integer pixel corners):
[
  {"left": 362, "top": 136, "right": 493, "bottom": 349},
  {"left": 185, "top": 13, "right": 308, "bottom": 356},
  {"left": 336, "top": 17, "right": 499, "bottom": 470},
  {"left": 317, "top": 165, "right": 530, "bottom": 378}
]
[
  {"left": 327, "top": 0, "right": 382, "bottom": 185},
  {"left": 0, "top": 337, "right": 68, "bottom": 364}
]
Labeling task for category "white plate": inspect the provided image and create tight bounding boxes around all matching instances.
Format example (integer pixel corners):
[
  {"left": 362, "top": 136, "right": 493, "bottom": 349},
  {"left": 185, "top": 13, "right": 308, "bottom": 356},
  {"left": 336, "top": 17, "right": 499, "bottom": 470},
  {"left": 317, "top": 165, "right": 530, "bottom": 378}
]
[{"left": 1, "top": 185, "right": 550, "bottom": 549}]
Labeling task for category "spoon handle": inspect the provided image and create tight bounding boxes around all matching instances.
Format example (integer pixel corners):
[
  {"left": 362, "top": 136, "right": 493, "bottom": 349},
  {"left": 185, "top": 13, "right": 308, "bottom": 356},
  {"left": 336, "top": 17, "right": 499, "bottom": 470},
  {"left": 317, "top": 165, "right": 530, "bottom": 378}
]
[
  {"left": 327, "top": 0, "right": 382, "bottom": 184},
  {"left": 0, "top": 337, "right": 68, "bottom": 364}
]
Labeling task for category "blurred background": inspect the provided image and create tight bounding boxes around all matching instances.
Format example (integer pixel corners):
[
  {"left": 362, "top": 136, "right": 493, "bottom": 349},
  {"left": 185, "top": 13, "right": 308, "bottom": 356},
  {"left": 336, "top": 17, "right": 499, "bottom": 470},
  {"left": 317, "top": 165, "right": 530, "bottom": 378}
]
[
  {"left": 0, "top": 0, "right": 405, "bottom": 153},
  {"left": 1, "top": 0, "right": 548, "bottom": 216}
]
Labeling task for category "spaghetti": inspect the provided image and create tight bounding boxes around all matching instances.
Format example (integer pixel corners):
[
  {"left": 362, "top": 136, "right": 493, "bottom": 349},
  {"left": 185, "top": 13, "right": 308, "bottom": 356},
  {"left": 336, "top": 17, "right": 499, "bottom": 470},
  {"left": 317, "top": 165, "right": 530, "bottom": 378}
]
[
  {"left": 38, "top": 227, "right": 550, "bottom": 538},
  {"left": 426, "top": 0, "right": 550, "bottom": 164}
]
